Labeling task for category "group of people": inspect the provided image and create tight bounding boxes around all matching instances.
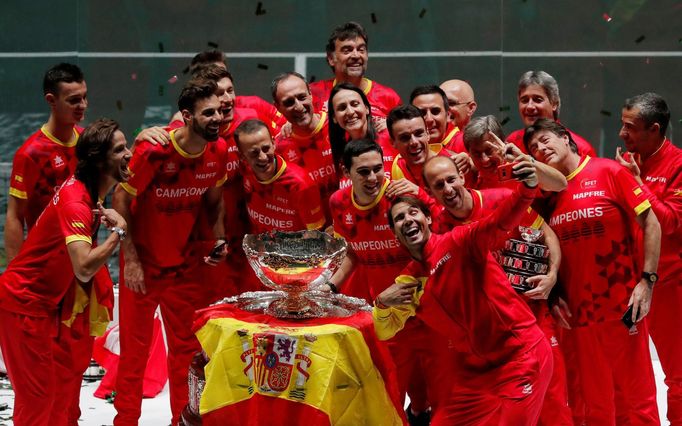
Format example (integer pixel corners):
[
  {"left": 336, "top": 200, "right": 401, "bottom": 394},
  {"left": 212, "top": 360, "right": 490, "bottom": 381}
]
[{"left": 0, "top": 20, "right": 679, "bottom": 426}]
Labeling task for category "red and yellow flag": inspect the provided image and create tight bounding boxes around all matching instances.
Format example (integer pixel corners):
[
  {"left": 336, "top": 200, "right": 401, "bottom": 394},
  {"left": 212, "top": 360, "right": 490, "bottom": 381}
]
[{"left": 193, "top": 303, "right": 405, "bottom": 425}]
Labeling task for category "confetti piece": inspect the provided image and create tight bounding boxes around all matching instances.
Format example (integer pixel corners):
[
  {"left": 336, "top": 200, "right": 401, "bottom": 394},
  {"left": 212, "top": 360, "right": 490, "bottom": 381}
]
[
  {"left": 158, "top": 85, "right": 164, "bottom": 96},
  {"left": 168, "top": 75, "right": 178, "bottom": 84},
  {"left": 602, "top": 13, "right": 612, "bottom": 22},
  {"left": 635, "top": 35, "right": 645, "bottom": 43},
  {"left": 419, "top": 8, "right": 426, "bottom": 18},
  {"left": 371, "top": 13, "right": 377, "bottom": 23},
  {"left": 158, "top": 42, "right": 164, "bottom": 52},
  {"left": 679, "top": 118, "right": 682, "bottom": 124},
  {"left": 208, "top": 41, "right": 219, "bottom": 48},
  {"left": 645, "top": 57, "right": 650, "bottom": 64},
  {"left": 257, "top": 63, "right": 269, "bottom": 70},
  {"left": 116, "top": 100, "right": 123, "bottom": 111},
  {"left": 498, "top": 105, "right": 510, "bottom": 112},
  {"left": 309, "top": 75, "right": 316, "bottom": 83},
  {"left": 131, "top": 73, "right": 137, "bottom": 80},
  {"left": 182, "top": 66, "right": 190, "bottom": 75},
  {"left": 583, "top": 83, "right": 588, "bottom": 89},
  {"left": 256, "top": 2, "right": 266, "bottom": 15},
  {"left": 600, "top": 110, "right": 612, "bottom": 116},
  {"left": 500, "top": 117, "right": 510, "bottom": 126}
]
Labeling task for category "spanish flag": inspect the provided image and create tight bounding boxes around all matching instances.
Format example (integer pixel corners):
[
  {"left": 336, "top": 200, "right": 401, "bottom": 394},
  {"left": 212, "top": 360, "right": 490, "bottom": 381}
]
[{"left": 193, "top": 303, "right": 406, "bottom": 425}]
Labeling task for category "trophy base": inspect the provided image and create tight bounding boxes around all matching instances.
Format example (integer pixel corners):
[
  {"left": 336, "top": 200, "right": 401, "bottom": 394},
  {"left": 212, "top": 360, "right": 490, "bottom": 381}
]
[
  {"left": 264, "top": 295, "right": 325, "bottom": 319},
  {"left": 214, "top": 291, "right": 371, "bottom": 319}
]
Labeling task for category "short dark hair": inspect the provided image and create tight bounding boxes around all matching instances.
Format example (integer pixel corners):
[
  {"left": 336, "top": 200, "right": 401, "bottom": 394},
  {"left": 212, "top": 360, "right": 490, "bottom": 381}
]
[
  {"left": 409, "top": 85, "right": 450, "bottom": 112},
  {"left": 271, "top": 71, "right": 309, "bottom": 103},
  {"left": 192, "top": 63, "right": 233, "bottom": 84},
  {"left": 387, "top": 104, "right": 425, "bottom": 140},
  {"left": 388, "top": 196, "right": 431, "bottom": 230},
  {"left": 234, "top": 119, "right": 270, "bottom": 148},
  {"left": 325, "top": 21, "right": 368, "bottom": 58},
  {"left": 328, "top": 82, "right": 377, "bottom": 168},
  {"left": 422, "top": 156, "right": 460, "bottom": 189},
  {"left": 342, "top": 139, "right": 383, "bottom": 171},
  {"left": 43, "top": 63, "right": 84, "bottom": 96},
  {"left": 518, "top": 70, "right": 561, "bottom": 119},
  {"left": 523, "top": 118, "right": 578, "bottom": 154},
  {"left": 623, "top": 92, "right": 670, "bottom": 136},
  {"left": 75, "top": 118, "right": 120, "bottom": 203},
  {"left": 189, "top": 49, "right": 227, "bottom": 74},
  {"left": 463, "top": 115, "right": 506, "bottom": 151},
  {"left": 178, "top": 79, "right": 217, "bottom": 113}
]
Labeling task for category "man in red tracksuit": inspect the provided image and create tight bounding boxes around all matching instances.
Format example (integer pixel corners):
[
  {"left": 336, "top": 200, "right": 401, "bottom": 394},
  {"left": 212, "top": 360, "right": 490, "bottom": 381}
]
[
  {"left": 375, "top": 163, "right": 552, "bottom": 425},
  {"left": 272, "top": 72, "right": 337, "bottom": 224},
  {"left": 112, "top": 79, "right": 228, "bottom": 426},
  {"left": 0, "top": 119, "right": 130, "bottom": 425},
  {"left": 439, "top": 79, "right": 477, "bottom": 152},
  {"left": 424, "top": 155, "right": 573, "bottom": 425},
  {"left": 525, "top": 118, "right": 661, "bottom": 425},
  {"left": 616, "top": 92, "right": 682, "bottom": 425},
  {"left": 5, "top": 63, "right": 95, "bottom": 426},
  {"left": 506, "top": 70, "right": 596, "bottom": 158},
  {"left": 310, "top": 21, "right": 401, "bottom": 130},
  {"left": 234, "top": 119, "right": 326, "bottom": 233}
]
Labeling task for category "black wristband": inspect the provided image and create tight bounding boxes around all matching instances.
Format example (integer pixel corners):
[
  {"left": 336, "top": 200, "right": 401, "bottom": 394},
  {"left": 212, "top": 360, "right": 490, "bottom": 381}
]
[{"left": 327, "top": 282, "right": 339, "bottom": 293}]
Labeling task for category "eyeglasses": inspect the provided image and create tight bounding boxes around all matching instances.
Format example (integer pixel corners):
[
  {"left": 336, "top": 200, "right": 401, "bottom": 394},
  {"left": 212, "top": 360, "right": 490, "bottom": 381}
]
[{"left": 450, "top": 100, "right": 473, "bottom": 107}]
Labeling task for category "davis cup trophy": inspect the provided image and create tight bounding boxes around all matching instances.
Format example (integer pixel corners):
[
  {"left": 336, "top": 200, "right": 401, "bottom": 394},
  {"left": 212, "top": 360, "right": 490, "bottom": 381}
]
[
  {"left": 499, "top": 226, "right": 550, "bottom": 292},
  {"left": 239, "top": 229, "right": 369, "bottom": 318},
  {"left": 180, "top": 230, "right": 371, "bottom": 426}
]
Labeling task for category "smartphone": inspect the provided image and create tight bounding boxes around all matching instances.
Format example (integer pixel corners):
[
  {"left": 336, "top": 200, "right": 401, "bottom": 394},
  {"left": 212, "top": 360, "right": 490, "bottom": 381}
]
[
  {"left": 621, "top": 304, "right": 637, "bottom": 329},
  {"left": 208, "top": 241, "right": 227, "bottom": 259},
  {"left": 497, "top": 162, "right": 517, "bottom": 181}
]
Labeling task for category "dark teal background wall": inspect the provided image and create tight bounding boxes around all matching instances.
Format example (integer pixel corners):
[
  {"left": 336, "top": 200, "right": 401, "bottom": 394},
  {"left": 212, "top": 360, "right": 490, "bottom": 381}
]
[
  {"left": 1, "top": 0, "right": 680, "bottom": 159},
  {"left": 0, "top": 0, "right": 680, "bottom": 268}
]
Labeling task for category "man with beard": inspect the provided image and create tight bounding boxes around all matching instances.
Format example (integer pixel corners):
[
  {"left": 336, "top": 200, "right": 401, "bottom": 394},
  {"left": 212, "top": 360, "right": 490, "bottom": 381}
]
[
  {"left": 137, "top": 64, "right": 261, "bottom": 297},
  {"left": 616, "top": 93, "right": 682, "bottom": 425},
  {"left": 0, "top": 118, "right": 130, "bottom": 425},
  {"left": 310, "top": 21, "right": 401, "bottom": 131},
  {"left": 112, "top": 79, "right": 229, "bottom": 426},
  {"left": 375, "top": 163, "right": 552, "bottom": 425},
  {"left": 272, "top": 72, "right": 336, "bottom": 223},
  {"left": 234, "top": 119, "right": 325, "bottom": 233}
]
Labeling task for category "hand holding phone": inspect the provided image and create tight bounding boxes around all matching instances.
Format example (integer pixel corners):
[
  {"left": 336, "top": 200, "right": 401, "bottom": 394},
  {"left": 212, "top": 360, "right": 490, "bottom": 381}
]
[
  {"left": 204, "top": 240, "right": 228, "bottom": 266},
  {"left": 621, "top": 304, "right": 637, "bottom": 329},
  {"left": 497, "top": 162, "right": 518, "bottom": 181},
  {"left": 208, "top": 240, "right": 228, "bottom": 259}
]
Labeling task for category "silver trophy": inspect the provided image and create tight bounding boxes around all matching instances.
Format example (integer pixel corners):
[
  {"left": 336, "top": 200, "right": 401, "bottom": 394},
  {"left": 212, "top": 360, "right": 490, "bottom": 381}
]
[
  {"left": 498, "top": 226, "right": 550, "bottom": 293},
  {"left": 241, "top": 230, "right": 369, "bottom": 318}
]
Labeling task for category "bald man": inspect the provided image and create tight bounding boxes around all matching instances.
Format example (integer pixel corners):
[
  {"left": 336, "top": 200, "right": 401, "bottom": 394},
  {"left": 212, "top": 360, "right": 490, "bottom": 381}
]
[{"left": 440, "top": 79, "right": 477, "bottom": 151}]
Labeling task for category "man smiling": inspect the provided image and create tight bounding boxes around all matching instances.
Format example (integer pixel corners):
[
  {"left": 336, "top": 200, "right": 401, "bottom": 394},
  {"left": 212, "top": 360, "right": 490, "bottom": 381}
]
[{"left": 375, "top": 159, "right": 552, "bottom": 425}]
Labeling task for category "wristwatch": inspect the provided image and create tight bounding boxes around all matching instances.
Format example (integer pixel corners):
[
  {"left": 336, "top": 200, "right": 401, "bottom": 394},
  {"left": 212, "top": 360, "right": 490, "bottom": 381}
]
[
  {"left": 111, "top": 226, "right": 127, "bottom": 241},
  {"left": 641, "top": 271, "right": 658, "bottom": 285}
]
